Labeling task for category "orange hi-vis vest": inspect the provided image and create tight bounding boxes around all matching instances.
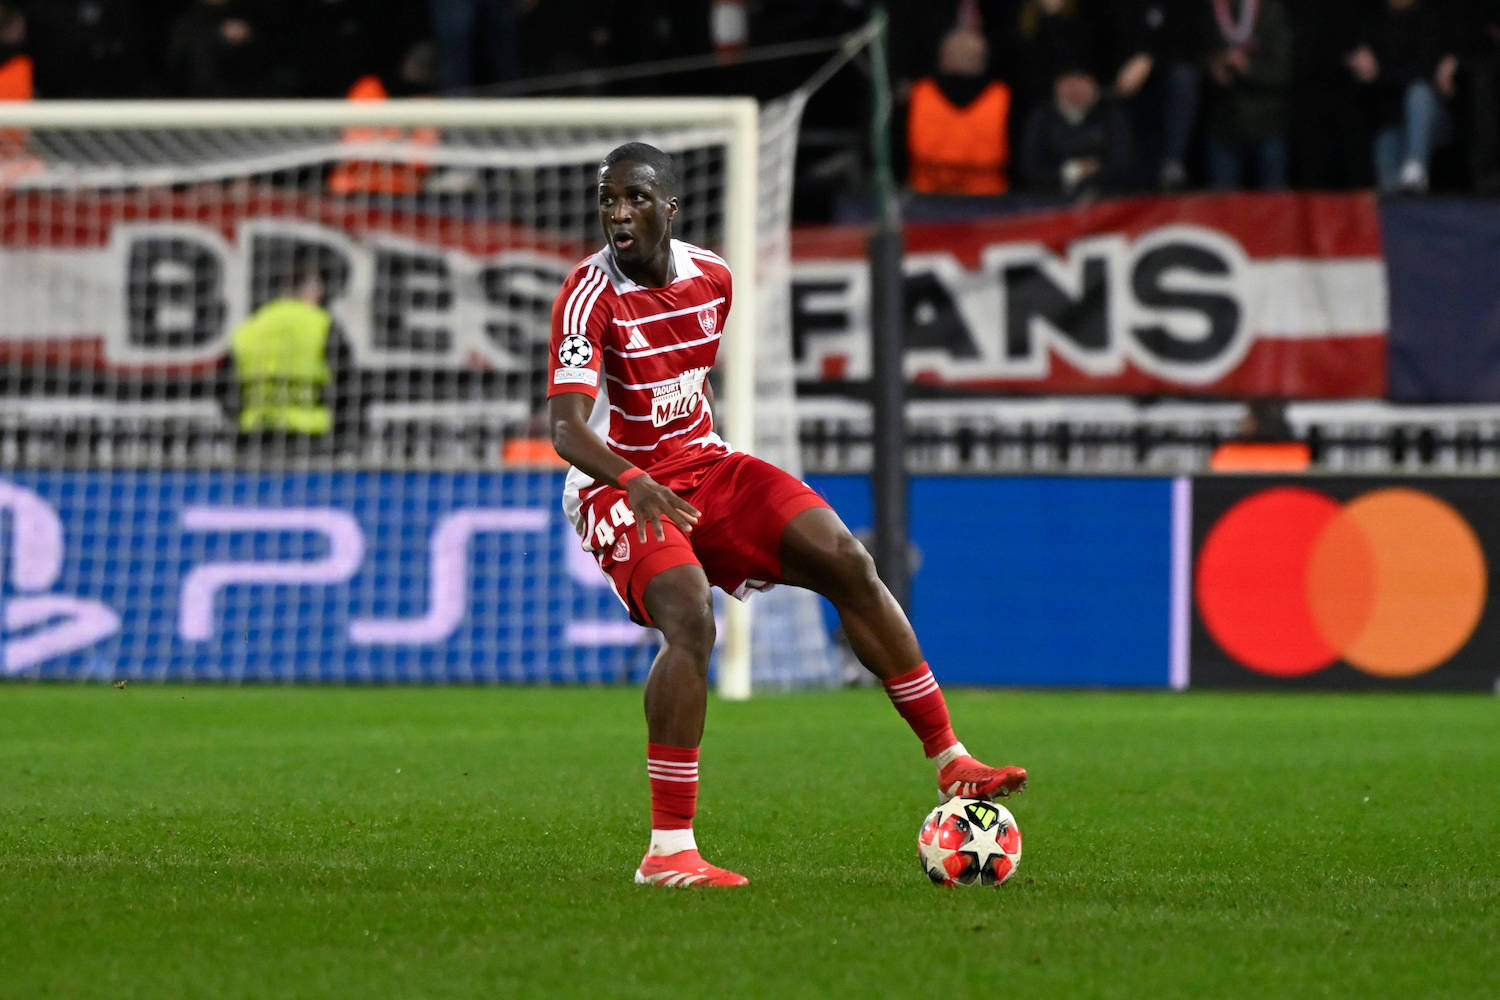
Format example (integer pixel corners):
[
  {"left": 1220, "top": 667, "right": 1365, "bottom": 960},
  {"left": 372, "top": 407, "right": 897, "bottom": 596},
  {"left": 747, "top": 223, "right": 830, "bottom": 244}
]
[
  {"left": 0, "top": 53, "right": 30, "bottom": 101},
  {"left": 0, "top": 54, "right": 38, "bottom": 186},
  {"left": 327, "top": 75, "right": 437, "bottom": 196},
  {"left": 907, "top": 77, "right": 1011, "bottom": 195}
]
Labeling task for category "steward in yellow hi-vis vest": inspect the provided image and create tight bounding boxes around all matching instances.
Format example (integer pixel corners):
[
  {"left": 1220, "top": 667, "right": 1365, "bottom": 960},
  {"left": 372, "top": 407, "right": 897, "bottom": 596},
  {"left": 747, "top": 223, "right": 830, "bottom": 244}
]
[{"left": 230, "top": 266, "right": 333, "bottom": 435}]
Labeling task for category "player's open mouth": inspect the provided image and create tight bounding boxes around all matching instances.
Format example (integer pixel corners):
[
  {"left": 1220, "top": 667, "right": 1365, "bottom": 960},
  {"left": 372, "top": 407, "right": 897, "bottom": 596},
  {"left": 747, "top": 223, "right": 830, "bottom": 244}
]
[{"left": 612, "top": 233, "right": 635, "bottom": 250}]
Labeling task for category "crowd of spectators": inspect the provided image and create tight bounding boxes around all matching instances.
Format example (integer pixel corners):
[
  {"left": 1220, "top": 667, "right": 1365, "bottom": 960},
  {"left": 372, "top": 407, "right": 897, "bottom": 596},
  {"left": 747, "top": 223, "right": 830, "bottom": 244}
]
[
  {"left": 0, "top": 1, "right": 1497, "bottom": 201},
  {"left": 0, "top": 1, "right": 744, "bottom": 100},
  {"left": 896, "top": 0, "right": 1500, "bottom": 199}
]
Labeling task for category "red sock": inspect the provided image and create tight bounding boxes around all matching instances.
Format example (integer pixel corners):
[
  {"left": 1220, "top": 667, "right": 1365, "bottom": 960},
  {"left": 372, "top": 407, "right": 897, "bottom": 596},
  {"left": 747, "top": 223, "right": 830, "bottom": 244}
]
[
  {"left": 646, "top": 743, "right": 699, "bottom": 830},
  {"left": 882, "top": 662, "right": 959, "bottom": 758}
]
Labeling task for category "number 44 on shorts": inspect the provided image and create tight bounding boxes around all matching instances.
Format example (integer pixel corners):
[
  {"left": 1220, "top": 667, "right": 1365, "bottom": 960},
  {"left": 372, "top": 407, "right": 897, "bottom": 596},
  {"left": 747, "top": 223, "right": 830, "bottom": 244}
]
[{"left": 591, "top": 498, "right": 637, "bottom": 549}]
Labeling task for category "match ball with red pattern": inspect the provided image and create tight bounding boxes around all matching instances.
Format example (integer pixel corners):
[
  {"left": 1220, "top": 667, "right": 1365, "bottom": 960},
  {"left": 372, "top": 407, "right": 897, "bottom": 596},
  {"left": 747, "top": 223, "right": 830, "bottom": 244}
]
[{"left": 917, "top": 797, "right": 1022, "bottom": 887}]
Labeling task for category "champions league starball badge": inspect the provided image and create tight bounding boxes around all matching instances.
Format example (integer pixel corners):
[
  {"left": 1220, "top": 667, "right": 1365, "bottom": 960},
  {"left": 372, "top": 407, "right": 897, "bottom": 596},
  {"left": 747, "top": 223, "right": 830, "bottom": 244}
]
[{"left": 558, "top": 334, "right": 594, "bottom": 367}]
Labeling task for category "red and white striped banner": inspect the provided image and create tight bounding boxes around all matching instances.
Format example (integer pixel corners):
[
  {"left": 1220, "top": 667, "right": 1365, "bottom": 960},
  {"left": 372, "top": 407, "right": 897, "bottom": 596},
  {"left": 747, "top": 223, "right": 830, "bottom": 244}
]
[
  {"left": 0, "top": 190, "right": 1385, "bottom": 398},
  {"left": 789, "top": 192, "right": 1386, "bottom": 398}
]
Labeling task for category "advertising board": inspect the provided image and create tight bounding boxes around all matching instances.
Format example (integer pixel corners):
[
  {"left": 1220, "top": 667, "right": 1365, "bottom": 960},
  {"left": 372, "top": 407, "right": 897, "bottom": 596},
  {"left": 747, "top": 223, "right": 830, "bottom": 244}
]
[
  {"left": 1190, "top": 477, "right": 1498, "bottom": 689},
  {"left": 0, "top": 470, "right": 656, "bottom": 683}
]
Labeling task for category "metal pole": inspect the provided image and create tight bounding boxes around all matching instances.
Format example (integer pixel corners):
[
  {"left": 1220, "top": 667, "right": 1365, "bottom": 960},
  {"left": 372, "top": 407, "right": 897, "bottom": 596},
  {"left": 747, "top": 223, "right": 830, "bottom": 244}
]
[
  {"left": 866, "top": 7, "right": 910, "bottom": 608},
  {"left": 868, "top": 227, "right": 909, "bottom": 608}
]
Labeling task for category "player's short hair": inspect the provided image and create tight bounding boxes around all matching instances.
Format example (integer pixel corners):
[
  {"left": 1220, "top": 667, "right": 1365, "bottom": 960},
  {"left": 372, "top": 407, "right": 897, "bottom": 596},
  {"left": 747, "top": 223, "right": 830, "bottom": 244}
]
[{"left": 600, "top": 142, "right": 678, "bottom": 195}]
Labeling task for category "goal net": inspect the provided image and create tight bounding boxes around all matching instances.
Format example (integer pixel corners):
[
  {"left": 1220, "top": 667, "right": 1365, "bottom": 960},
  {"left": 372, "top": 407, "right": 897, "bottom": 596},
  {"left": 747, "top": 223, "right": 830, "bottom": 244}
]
[{"left": 0, "top": 97, "right": 837, "bottom": 692}]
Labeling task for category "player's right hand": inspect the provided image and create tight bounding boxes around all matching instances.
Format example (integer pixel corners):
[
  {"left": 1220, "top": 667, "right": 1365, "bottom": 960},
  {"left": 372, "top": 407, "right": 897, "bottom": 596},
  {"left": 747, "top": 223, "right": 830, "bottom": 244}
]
[{"left": 625, "top": 474, "right": 701, "bottom": 542}]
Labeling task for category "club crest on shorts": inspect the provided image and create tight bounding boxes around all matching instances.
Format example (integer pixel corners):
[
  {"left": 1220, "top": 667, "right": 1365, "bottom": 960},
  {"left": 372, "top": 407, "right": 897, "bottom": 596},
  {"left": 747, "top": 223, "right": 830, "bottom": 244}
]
[
  {"left": 557, "top": 334, "right": 593, "bottom": 367},
  {"left": 697, "top": 306, "right": 716, "bottom": 337},
  {"left": 611, "top": 535, "right": 630, "bottom": 562}
]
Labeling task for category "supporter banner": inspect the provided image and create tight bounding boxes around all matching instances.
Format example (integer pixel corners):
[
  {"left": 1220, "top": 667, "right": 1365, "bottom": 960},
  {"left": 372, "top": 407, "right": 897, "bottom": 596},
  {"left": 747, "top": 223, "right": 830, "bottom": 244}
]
[
  {"left": 0, "top": 191, "right": 584, "bottom": 375},
  {"left": 1190, "top": 477, "right": 1499, "bottom": 690},
  {"left": 1, "top": 191, "right": 1384, "bottom": 400},
  {"left": 807, "top": 474, "right": 1173, "bottom": 687},
  {"left": 0, "top": 469, "right": 659, "bottom": 683},
  {"left": 793, "top": 192, "right": 1387, "bottom": 398},
  {"left": 1382, "top": 199, "right": 1500, "bottom": 403}
]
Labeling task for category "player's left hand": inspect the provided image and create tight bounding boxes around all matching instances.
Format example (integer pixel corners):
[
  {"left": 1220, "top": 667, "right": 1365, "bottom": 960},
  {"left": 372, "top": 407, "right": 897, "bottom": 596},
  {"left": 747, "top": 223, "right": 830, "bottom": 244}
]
[{"left": 625, "top": 474, "right": 701, "bottom": 542}]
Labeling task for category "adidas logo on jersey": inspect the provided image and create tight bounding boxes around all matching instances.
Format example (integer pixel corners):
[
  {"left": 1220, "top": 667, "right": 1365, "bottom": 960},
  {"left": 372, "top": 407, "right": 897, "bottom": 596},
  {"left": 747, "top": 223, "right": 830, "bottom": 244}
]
[{"left": 625, "top": 330, "right": 649, "bottom": 351}]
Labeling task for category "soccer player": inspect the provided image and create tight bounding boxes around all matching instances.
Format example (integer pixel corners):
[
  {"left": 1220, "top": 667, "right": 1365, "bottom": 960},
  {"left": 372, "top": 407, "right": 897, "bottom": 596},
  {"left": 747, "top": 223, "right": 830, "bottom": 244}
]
[{"left": 549, "top": 142, "right": 1027, "bottom": 888}]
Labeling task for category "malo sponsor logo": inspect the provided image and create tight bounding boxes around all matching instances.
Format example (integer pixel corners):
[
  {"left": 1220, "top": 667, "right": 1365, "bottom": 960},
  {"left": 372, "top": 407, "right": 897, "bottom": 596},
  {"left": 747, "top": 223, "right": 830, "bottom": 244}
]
[{"left": 651, "top": 366, "right": 709, "bottom": 427}]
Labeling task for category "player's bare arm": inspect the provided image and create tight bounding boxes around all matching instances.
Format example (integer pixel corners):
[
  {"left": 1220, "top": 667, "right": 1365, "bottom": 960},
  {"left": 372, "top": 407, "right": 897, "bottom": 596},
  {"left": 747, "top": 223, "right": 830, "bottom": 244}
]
[{"left": 548, "top": 390, "right": 700, "bottom": 541}]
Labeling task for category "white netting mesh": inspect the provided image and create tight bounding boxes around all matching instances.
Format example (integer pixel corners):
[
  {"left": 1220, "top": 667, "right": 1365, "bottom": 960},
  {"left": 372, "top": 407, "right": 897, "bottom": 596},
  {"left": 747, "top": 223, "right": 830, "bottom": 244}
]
[
  {"left": 0, "top": 99, "right": 837, "bottom": 689},
  {"left": 744, "top": 92, "right": 842, "bottom": 688}
]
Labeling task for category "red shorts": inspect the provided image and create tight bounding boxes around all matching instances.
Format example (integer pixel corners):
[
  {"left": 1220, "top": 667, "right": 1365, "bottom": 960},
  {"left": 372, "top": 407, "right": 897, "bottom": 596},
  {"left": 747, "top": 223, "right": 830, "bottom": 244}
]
[{"left": 579, "top": 452, "right": 830, "bottom": 625}]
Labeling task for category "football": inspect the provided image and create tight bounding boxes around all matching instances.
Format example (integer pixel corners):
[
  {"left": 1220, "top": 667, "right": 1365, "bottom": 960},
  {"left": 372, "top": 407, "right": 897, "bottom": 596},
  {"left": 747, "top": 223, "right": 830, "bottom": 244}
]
[{"left": 917, "top": 797, "right": 1022, "bottom": 887}]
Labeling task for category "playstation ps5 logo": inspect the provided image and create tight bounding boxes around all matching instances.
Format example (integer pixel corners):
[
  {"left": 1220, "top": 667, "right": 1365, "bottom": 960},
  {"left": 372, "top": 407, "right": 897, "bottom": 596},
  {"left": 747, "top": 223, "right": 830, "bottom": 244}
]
[
  {"left": 0, "top": 480, "right": 121, "bottom": 674},
  {"left": 178, "top": 505, "right": 551, "bottom": 645}
]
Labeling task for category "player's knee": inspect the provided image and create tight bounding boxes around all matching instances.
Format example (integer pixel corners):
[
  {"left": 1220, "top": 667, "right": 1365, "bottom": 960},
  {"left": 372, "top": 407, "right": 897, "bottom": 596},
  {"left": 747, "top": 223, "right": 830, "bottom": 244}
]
[
  {"left": 646, "top": 575, "right": 716, "bottom": 660},
  {"left": 661, "top": 599, "right": 716, "bottom": 661},
  {"left": 822, "top": 529, "right": 882, "bottom": 602}
]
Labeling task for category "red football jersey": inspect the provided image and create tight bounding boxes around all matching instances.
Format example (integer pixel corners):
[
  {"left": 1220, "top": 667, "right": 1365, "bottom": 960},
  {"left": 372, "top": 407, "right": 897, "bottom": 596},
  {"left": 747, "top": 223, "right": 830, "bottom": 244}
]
[{"left": 548, "top": 239, "right": 735, "bottom": 533}]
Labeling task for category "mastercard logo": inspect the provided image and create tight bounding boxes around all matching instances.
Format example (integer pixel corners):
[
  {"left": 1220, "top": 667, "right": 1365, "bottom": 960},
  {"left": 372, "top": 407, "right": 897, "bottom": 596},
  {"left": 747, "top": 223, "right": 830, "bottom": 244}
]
[{"left": 1196, "top": 487, "right": 1487, "bottom": 677}]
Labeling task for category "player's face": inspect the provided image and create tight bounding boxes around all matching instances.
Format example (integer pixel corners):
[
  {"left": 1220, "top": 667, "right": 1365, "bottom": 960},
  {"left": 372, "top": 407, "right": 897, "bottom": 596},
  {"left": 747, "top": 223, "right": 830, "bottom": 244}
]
[{"left": 598, "top": 161, "right": 678, "bottom": 274}]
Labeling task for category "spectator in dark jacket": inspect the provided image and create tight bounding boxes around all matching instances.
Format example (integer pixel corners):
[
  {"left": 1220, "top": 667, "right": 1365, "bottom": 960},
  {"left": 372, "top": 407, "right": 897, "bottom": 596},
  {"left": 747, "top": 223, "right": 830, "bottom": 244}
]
[
  {"left": 1287, "top": 0, "right": 1370, "bottom": 190},
  {"left": 166, "top": 0, "right": 275, "bottom": 98},
  {"left": 1348, "top": 0, "right": 1460, "bottom": 193},
  {"left": 286, "top": 0, "right": 376, "bottom": 98},
  {"left": 24, "top": 0, "right": 153, "bottom": 97},
  {"left": 429, "top": 0, "right": 521, "bottom": 92},
  {"left": 1199, "top": 0, "right": 1295, "bottom": 190},
  {"left": 1011, "top": 0, "right": 1100, "bottom": 128},
  {"left": 1460, "top": 0, "right": 1500, "bottom": 194},
  {"left": 1096, "top": 0, "right": 1208, "bottom": 191},
  {"left": 1020, "top": 65, "right": 1134, "bottom": 200}
]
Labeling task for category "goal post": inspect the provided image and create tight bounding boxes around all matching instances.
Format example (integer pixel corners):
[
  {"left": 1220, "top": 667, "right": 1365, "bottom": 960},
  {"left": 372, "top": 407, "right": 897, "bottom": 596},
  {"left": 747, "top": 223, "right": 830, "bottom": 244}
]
[{"left": 0, "top": 96, "right": 829, "bottom": 693}]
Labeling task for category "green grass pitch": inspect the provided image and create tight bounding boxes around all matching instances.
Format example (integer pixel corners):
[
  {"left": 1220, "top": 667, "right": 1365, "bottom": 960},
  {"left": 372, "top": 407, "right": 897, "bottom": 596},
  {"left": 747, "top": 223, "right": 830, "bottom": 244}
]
[{"left": 2, "top": 685, "right": 1496, "bottom": 999}]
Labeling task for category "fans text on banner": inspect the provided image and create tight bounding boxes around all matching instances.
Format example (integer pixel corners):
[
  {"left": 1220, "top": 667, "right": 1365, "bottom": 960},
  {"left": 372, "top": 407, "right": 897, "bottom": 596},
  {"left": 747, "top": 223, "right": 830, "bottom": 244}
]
[
  {"left": 1, "top": 191, "right": 1384, "bottom": 399},
  {"left": 793, "top": 192, "right": 1386, "bottom": 398}
]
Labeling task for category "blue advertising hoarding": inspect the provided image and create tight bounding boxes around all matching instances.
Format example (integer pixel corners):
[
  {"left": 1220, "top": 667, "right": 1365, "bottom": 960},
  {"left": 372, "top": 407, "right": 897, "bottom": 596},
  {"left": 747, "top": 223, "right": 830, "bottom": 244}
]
[
  {"left": 0, "top": 470, "right": 657, "bottom": 683},
  {"left": 807, "top": 475, "right": 1174, "bottom": 687},
  {"left": 1, "top": 469, "right": 1174, "bottom": 687}
]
